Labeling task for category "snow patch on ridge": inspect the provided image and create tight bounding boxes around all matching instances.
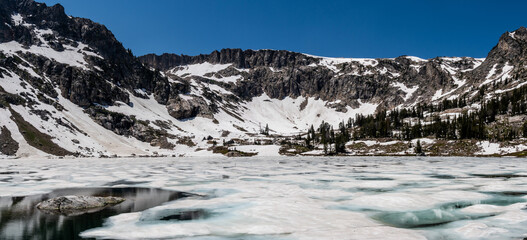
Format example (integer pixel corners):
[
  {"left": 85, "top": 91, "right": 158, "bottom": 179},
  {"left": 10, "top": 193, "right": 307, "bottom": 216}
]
[
  {"left": 482, "top": 63, "right": 514, "bottom": 86},
  {"left": 303, "top": 53, "right": 379, "bottom": 72},
  {"left": 431, "top": 89, "right": 443, "bottom": 101},
  {"left": 11, "top": 13, "right": 23, "bottom": 26},
  {"left": 170, "top": 62, "right": 232, "bottom": 77},
  {"left": 391, "top": 82, "right": 418, "bottom": 101},
  {"left": 0, "top": 40, "right": 101, "bottom": 70},
  {"left": 405, "top": 56, "right": 427, "bottom": 62}
]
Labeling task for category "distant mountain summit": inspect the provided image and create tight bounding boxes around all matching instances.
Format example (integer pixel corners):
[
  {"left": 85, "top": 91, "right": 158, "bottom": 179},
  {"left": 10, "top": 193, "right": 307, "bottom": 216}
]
[{"left": 1, "top": 0, "right": 526, "bottom": 157}]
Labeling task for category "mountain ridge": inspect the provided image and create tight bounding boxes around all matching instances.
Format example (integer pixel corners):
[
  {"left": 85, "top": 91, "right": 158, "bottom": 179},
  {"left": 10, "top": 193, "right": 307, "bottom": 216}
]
[{"left": 1, "top": 0, "right": 527, "bottom": 158}]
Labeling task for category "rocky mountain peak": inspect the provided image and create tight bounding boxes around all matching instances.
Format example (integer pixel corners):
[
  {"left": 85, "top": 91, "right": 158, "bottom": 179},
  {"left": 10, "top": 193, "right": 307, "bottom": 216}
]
[
  {"left": 501, "top": 26, "right": 527, "bottom": 73},
  {"left": 492, "top": 27, "right": 527, "bottom": 59},
  {"left": 0, "top": 0, "right": 178, "bottom": 108},
  {"left": 462, "top": 26, "right": 526, "bottom": 85},
  {"left": 509, "top": 26, "right": 527, "bottom": 41}
]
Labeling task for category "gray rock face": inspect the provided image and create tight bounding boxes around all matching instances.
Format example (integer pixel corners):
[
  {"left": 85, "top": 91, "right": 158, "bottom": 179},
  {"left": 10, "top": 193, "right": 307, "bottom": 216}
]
[
  {"left": 84, "top": 106, "right": 175, "bottom": 143},
  {"left": 166, "top": 95, "right": 216, "bottom": 120},
  {"left": 466, "top": 26, "right": 527, "bottom": 84},
  {"left": 140, "top": 48, "right": 483, "bottom": 114},
  {"left": 0, "top": 0, "right": 167, "bottom": 107},
  {"left": 140, "top": 49, "right": 320, "bottom": 71},
  {"left": 150, "top": 136, "right": 175, "bottom": 149},
  {"left": 36, "top": 195, "right": 125, "bottom": 215},
  {"left": 167, "top": 98, "right": 201, "bottom": 120},
  {"left": 0, "top": 126, "right": 18, "bottom": 156}
]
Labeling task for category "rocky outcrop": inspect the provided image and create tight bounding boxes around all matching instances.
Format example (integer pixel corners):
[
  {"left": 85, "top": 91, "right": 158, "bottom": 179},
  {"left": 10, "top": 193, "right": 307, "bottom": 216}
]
[
  {"left": 0, "top": 126, "right": 18, "bottom": 155},
  {"left": 36, "top": 195, "right": 125, "bottom": 215},
  {"left": 28, "top": 55, "right": 130, "bottom": 108},
  {"left": 167, "top": 98, "right": 200, "bottom": 120},
  {"left": 166, "top": 97, "right": 215, "bottom": 120},
  {"left": 149, "top": 136, "right": 175, "bottom": 149},
  {"left": 466, "top": 26, "right": 527, "bottom": 85},
  {"left": 84, "top": 106, "right": 176, "bottom": 144}
]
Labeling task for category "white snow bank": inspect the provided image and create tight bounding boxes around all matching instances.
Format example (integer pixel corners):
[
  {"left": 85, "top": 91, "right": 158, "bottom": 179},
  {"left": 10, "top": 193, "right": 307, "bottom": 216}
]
[
  {"left": 391, "top": 82, "right": 418, "bottom": 101},
  {"left": 170, "top": 62, "right": 232, "bottom": 77},
  {"left": 0, "top": 40, "right": 100, "bottom": 69}
]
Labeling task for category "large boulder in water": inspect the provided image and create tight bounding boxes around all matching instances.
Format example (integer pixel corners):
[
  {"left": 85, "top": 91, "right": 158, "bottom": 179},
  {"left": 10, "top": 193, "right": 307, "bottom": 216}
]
[{"left": 36, "top": 196, "right": 125, "bottom": 215}]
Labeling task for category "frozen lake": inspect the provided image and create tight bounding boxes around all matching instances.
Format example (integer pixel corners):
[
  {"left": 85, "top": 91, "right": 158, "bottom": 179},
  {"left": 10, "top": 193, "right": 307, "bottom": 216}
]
[{"left": 1, "top": 156, "right": 527, "bottom": 239}]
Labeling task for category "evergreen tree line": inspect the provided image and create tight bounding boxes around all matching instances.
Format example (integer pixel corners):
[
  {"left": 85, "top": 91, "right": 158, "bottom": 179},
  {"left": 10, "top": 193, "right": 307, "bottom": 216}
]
[
  {"left": 304, "top": 121, "right": 350, "bottom": 155},
  {"left": 369, "top": 84, "right": 527, "bottom": 122},
  {"left": 350, "top": 83, "right": 527, "bottom": 141},
  {"left": 300, "top": 84, "right": 527, "bottom": 148}
]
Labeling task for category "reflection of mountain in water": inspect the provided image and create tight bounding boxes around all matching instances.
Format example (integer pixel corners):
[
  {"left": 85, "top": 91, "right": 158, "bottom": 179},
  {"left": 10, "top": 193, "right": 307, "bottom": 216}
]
[{"left": 0, "top": 187, "right": 196, "bottom": 240}]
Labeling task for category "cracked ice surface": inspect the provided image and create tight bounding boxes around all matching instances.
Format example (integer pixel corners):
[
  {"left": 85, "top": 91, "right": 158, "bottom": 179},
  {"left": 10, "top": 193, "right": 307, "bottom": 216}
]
[{"left": 1, "top": 156, "right": 527, "bottom": 240}]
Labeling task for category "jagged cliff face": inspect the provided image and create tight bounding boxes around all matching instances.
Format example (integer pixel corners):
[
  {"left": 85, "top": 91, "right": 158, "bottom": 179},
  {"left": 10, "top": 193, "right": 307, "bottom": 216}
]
[
  {"left": 466, "top": 27, "right": 527, "bottom": 85},
  {"left": 140, "top": 49, "right": 320, "bottom": 71},
  {"left": 0, "top": 0, "right": 186, "bottom": 107},
  {"left": 0, "top": 0, "right": 525, "bottom": 157},
  {"left": 139, "top": 49, "right": 484, "bottom": 115}
]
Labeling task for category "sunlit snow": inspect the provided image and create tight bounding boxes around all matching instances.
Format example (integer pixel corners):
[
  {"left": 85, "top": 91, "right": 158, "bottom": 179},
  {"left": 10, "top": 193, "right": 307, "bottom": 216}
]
[{"left": 391, "top": 82, "right": 418, "bottom": 101}]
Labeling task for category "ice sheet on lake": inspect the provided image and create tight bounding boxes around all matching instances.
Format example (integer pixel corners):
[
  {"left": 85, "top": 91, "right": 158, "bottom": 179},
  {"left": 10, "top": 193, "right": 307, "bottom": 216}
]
[{"left": 1, "top": 157, "right": 527, "bottom": 240}]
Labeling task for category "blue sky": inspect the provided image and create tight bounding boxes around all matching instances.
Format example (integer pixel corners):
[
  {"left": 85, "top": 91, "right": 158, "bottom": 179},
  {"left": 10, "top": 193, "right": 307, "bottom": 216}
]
[{"left": 39, "top": 0, "right": 526, "bottom": 58}]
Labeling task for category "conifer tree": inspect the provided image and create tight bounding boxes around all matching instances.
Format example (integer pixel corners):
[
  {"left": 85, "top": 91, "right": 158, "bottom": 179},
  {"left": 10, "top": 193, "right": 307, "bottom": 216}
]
[
  {"left": 310, "top": 125, "right": 316, "bottom": 142},
  {"left": 415, "top": 140, "right": 422, "bottom": 154}
]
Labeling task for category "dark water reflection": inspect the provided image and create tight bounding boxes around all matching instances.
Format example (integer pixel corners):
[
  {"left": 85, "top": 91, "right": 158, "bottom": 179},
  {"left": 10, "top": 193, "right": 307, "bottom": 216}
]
[
  {"left": 373, "top": 196, "right": 526, "bottom": 228},
  {"left": 0, "top": 187, "right": 196, "bottom": 240}
]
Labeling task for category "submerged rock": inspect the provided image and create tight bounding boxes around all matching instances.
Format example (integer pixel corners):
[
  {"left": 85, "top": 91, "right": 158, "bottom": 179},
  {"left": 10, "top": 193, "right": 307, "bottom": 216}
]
[
  {"left": 139, "top": 208, "right": 208, "bottom": 222},
  {"left": 36, "top": 196, "right": 125, "bottom": 215}
]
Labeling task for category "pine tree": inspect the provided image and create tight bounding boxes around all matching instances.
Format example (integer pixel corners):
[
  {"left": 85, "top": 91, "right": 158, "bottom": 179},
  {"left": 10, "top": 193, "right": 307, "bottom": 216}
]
[
  {"left": 415, "top": 140, "right": 423, "bottom": 155},
  {"left": 523, "top": 121, "right": 527, "bottom": 138},
  {"left": 335, "top": 132, "right": 347, "bottom": 154},
  {"left": 305, "top": 134, "right": 312, "bottom": 148},
  {"left": 310, "top": 125, "right": 316, "bottom": 142},
  {"left": 330, "top": 126, "right": 335, "bottom": 143},
  {"left": 347, "top": 117, "right": 353, "bottom": 128}
]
